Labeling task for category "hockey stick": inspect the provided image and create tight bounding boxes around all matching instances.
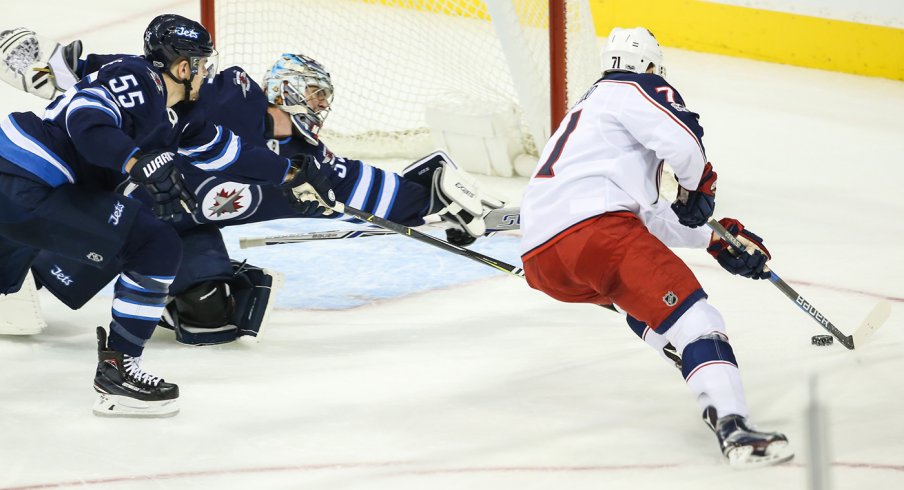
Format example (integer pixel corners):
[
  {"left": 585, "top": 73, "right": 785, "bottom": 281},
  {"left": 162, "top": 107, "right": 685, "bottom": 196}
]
[
  {"left": 240, "top": 227, "right": 512, "bottom": 248},
  {"left": 240, "top": 228, "right": 396, "bottom": 248},
  {"left": 331, "top": 203, "right": 525, "bottom": 278},
  {"left": 239, "top": 207, "right": 521, "bottom": 248},
  {"left": 707, "top": 219, "right": 890, "bottom": 349}
]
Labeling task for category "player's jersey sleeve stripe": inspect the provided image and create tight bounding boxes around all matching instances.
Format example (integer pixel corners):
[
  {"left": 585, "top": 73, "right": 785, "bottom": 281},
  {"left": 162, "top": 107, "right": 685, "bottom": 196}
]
[
  {"left": 120, "top": 147, "right": 140, "bottom": 172},
  {"left": 348, "top": 164, "right": 374, "bottom": 210},
  {"left": 43, "top": 90, "right": 78, "bottom": 120},
  {"left": 374, "top": 172, "right": 400, "bottom": 218},
  {"left": 191, "top": 132, "right": 241, "bottom": 171},
  {"left": 0, "top": 115, "right": 75, "bottom": 186},
  {"left": 81, "top": 87, "right": 122, "bottom": 121},
  {"left": 65, "top": 97, "right": 121, "bottom": 128},
  {"left": 600, "top": 80, "right": 706, "bottom": 160},
  {"left": 179, "top": 125, "right": 223, "bottom": 156}
]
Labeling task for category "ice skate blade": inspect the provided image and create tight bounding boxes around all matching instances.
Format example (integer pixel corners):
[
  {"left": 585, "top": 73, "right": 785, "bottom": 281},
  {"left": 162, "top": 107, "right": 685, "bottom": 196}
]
[
  {"left": 92, "top": 393, "right": 180, "bottom": 418},
  {"left": 725, "top": 440, "right": 794, "bottom": 468}
]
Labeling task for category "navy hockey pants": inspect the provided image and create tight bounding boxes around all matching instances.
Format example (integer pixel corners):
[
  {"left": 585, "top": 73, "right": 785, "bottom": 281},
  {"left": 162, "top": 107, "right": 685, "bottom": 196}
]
[{"left": 0, "top": 172, "right": 181, "bottom": 356}]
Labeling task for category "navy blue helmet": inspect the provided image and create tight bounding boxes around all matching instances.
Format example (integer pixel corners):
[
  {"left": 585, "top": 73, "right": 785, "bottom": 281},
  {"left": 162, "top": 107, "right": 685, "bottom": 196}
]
[{"left": 143, "top": 14, "right": 217, "bottom": 99}]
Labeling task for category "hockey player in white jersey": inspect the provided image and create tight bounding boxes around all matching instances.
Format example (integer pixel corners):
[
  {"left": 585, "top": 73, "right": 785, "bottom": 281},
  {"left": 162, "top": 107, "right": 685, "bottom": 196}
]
[{"left": 520, "top": 27, "right": 792, "bottom": 467}]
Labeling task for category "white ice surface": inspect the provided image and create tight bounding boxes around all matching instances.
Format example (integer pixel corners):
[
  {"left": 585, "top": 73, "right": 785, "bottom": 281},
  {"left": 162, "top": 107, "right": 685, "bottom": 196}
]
[{"left": 1, "top": 1, "right": 904, "bottom": 488}]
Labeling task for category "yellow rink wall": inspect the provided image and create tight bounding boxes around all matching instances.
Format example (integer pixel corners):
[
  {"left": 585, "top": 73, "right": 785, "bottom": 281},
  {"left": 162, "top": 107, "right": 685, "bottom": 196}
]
[
  {"left": 361, "top": 0, "right": 904, "bottom": 81},
  {"left": 588, "top": 0, "right": 904, "bottom": 81}
]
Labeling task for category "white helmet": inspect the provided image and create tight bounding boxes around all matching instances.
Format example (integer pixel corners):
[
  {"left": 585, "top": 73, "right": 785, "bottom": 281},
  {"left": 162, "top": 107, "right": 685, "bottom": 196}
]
[{"left": 601, "top": 27, "right": 666, "bottom": 78}]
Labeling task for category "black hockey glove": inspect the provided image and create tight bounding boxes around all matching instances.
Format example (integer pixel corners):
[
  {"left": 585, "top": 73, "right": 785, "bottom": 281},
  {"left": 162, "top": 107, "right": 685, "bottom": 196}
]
[
  {"left": 671, "top": 162, "right": 717, "bottom": 228},
  {"left": 445, "top": 228, "right": 477, "bottom": 247},
  {"left": 128, "top": 150, "right": 197, "bottom": 221},
  {"left": 280, "top": 153, "right": 336, "bottom": 217},
  {"left": 707, "top": 218, "right": 771, "bottom": 280}
]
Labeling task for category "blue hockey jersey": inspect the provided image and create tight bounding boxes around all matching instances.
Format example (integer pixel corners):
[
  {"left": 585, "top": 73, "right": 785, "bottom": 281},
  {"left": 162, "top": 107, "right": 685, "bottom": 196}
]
[
  {"left": 0, "top": 56, "right": 291, "bottom": 190},
  {"left": 74, "top": 55, "right": 431, "bottom": 229},
  {"left": 153, "top": 67, "right": 431, "bottom": 229}
]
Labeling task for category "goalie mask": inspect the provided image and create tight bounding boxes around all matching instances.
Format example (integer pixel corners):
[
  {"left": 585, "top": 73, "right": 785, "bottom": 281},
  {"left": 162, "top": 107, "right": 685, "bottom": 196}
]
[
  {"left": 601, "top": 27, "right": 666, "bottom": 78},
  {"left": 264, "top": 54, "right": 334, "bottom": 143}
]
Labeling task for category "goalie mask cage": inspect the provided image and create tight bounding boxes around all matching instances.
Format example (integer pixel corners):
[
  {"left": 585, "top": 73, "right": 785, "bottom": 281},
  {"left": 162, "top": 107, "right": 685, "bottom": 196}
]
[{"left": 200, "top": 0, "right": 599, "bottom": 161}]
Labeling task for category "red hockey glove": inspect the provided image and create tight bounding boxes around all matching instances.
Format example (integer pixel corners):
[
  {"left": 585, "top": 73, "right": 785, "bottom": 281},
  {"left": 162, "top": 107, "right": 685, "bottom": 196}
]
[
  {"left": 707, "top": 218, "right": 771, "bottom": 280},
  {"left": 671, "top": 162, "right": 717, "bottom": 228}
]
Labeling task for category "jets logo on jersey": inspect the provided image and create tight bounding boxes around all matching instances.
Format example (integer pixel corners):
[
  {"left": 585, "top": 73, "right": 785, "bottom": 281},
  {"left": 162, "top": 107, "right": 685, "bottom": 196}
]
[
  {"left": 147, "top": 69, "right": 164, "bottom": 95},
  {"left": 108, "top": 201, "right": 125, "bottom": 226},
  {"left": 50, "top": 265, "right": 73, "bottom": 286},
  {"left": 209, "top": 188, "right": 244, "bottom": 216},
  {"left": 198, "top": 181, "right": 260, "bottom": 222},
  {"left": 234, "top": 70, "right": 250, "bottom": 98}
]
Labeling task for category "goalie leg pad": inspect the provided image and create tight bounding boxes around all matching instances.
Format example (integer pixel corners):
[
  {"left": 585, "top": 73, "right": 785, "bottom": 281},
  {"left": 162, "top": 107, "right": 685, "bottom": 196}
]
[
  {"left": 0, "top": 271, "right": 47, "bottom": 335},
  {"left": 164, "top": 280, "right": 239, "bottom": 346},
  {"left": 163, "top": 262, "right": 282, "bottom": 346},
  {"left": 230, "top": 261, "right": 283, "bottom": 340}
]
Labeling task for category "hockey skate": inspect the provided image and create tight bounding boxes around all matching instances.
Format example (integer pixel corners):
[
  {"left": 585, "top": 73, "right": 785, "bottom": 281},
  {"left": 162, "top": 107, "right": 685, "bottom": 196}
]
[
  {"left": 93, "top": 327, "right": 179, "bottom": 417},
  {"left": 705, "top": 407, "right": 794, "bottom": 467}
]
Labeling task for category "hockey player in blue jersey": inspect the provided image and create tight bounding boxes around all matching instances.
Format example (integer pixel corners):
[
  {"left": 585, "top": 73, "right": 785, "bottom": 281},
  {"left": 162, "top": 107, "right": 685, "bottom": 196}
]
[
  {"left": 0, "top": 34, "right": 504, "bottom": 346},
  {"left": 0, "top": 17, "right": 336, "bottom": 416}
]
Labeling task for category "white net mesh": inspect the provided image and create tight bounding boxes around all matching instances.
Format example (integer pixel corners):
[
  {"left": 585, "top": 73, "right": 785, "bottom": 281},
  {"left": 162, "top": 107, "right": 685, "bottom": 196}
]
[{"left": 212, "top": 0, "right": 599, "bottom": 159}]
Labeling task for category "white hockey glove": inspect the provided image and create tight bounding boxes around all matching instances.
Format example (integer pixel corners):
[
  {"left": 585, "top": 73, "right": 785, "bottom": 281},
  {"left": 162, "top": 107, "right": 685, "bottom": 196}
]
[
  {"left": 404, "top": 151, "right": 504, "bottom": 239},
  {"left": 0, "top": 28, "right": 82, "bottom": 99}
]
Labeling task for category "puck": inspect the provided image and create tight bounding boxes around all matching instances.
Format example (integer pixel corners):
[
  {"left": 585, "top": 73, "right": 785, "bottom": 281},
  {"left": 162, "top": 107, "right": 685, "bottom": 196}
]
[{"left": 811, "top": 334, "right": 833, "bottom": 346}]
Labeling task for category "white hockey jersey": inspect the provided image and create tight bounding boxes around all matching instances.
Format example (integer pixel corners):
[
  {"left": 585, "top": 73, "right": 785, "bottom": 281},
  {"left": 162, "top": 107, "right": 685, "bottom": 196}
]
[{"left": 520, "top": 72, "right": 713, "bottom": 256}]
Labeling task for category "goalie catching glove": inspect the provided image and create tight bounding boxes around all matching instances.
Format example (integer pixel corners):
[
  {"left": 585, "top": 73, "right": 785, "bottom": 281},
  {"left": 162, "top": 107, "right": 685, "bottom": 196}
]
[
  {"left": 707, "top": 218, "right": 771, "bottom": 280},
  {"left": 0, "top": 28, "right": 81, "bottom": 99},
  {"left": 281, "top": 153, "right": 336, "bottom": 216},
  {"left": 403, "top": 151, "right": 504, "bottom": 243}
]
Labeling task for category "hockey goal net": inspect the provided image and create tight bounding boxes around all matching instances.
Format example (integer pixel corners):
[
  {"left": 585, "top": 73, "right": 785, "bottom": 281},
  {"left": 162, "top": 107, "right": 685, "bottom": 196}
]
[{"left": 201, "top": 0, "right": 600, "bottom": 174}]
